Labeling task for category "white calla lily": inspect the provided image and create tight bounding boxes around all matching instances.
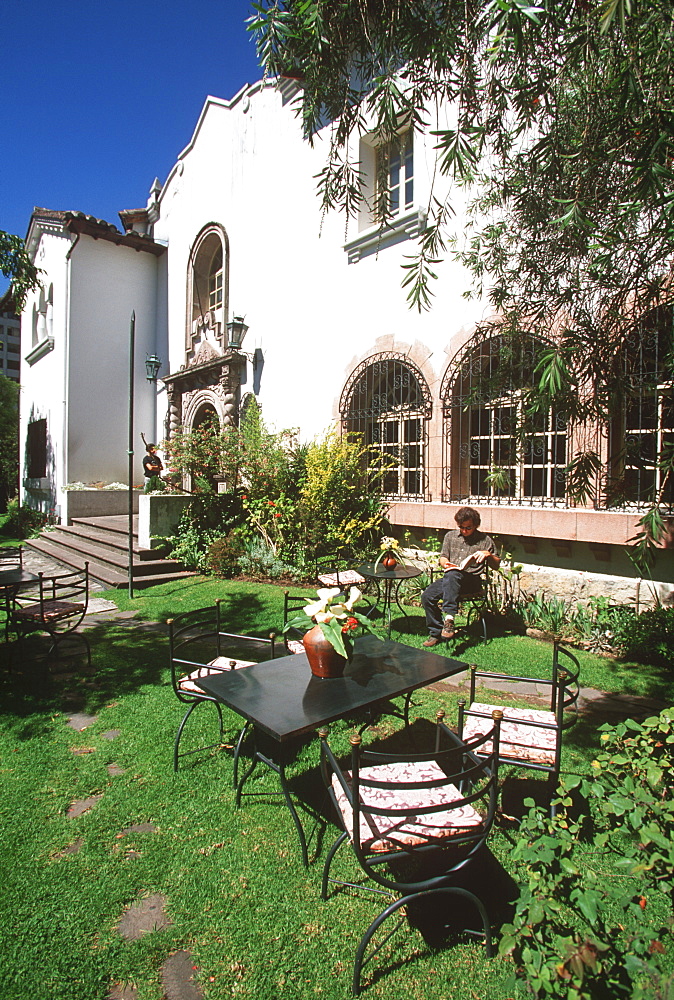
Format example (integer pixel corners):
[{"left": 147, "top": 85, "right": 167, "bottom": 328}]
[
  {"left": 345, "top": 586, "right": 362, "bottom": 610},
  {"left": 314, "top": 611, "right": 335, "bottom": 623},
  {"left": 327, "top": 602, "right": 349, "bottom": 619},
  {"left": 317, "top": 587, "right": 341, "bottom": 602},
  {"left": 303, "top": 599, "right": 325, "bottom": 618}
]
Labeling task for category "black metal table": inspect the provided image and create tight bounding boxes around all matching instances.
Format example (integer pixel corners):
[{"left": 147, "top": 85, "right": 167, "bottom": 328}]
[
  {"left": 357, "top": 562, "right": 423, "bottom": 638},
  {"left": 1, "top": 569, "right": 39, "bottom": 641},
  {"left": 194, "top": 633, "right": 468, "bottom": 865}
]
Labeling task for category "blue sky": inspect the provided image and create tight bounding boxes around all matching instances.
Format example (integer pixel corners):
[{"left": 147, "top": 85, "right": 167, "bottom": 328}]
[{"left": 2, "top": 0, "right": 263, "bottom": 292}]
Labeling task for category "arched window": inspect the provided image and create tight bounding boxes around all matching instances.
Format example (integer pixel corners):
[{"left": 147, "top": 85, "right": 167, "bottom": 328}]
[
  {"left": 186, "top": 224, "right": 229, "bottom": 362},
  {"left": 340, "top": 354, "right": 432, "bottom": 499},
  {"left": 612, "top": 305, "right": 674, "bottom": 508},
  {"left": 441, "top": 332, "right": 567, "bottom": 505}
]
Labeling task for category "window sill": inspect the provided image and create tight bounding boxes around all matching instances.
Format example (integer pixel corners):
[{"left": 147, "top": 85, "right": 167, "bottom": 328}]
[
  {"left": 25, "top": 337, "right": 55, "bottom": 365},
  {"left": 344, "top": 207, "right": 427, "bottom": 264},
  {"left": 23, "top": 477, "right": 50, "bottom": 492}
]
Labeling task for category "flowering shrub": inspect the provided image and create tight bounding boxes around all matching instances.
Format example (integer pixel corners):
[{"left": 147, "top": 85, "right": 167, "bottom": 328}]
[
  {"left": 162, "top": 402, "right": 389, "bottom": 577},
  {"left": 500, "top": 709, "right": 674, "bottom": 998}
]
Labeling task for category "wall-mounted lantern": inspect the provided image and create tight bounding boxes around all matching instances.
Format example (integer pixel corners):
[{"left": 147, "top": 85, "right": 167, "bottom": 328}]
[
  {"left": 145, "top": 354, "right": 162, "bottom": 381},
  {"left": 227, "top": 314, "right": 249, "bottom": 350}
]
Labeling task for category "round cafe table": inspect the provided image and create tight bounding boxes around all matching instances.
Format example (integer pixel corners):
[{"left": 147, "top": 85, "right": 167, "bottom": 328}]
[{"left": 357, "top": 562, "right": 423, "bottom": 638}]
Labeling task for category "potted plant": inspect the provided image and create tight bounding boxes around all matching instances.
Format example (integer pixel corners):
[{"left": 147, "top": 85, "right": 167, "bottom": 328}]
[
  {"left": 283, "top": 586, "right": 379, "bottom": 677},
  {"left": 374, "top": 535, "right": 406, "bottom": 571}
]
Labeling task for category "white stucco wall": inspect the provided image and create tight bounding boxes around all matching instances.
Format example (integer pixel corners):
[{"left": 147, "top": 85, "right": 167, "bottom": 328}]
[
  {"left": 19, "top": 226, "right": 72, "bottom": 512},
  {"left": 20, "top": 223, "right": 162, "bottom": 511},
  {"left": 67, "top": 237, "right": 160, "bottom": 486},
  {"left": 152, "top": 81, "right": 488, "bottom": 445}
]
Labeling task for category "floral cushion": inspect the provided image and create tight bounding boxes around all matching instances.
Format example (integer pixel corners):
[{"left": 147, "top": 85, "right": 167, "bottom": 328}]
[
  {"left": 332, "top": 759, "right": 484, "bottom": 853},
  {"left": 462, "top": 702, "right": 557, "bottom": 766},
  {"left": 178, "top": 656, "right": 255, "bottom": 694},
  {"left": 13, "top": 600, "right": 85, "bottom": 623},
  {"left": 317, "top": 570, "right": 365, "bottom": 587},
  {"left": 286, "top": 639, "right": 305, "bottom": 655}
]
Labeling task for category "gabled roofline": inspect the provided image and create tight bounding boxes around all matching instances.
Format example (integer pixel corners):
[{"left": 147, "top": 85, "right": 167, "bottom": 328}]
[
  {"left": 24, "top": 207, "right": 166, "bottom": 259},
  {"left": 158, "top": 78, "right": 273, "bottom": 211}
]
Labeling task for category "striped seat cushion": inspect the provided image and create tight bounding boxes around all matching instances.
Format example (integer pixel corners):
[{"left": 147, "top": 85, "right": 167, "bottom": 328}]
[
  {"left": 317, "top": 570, "right": 365, "bottom": 587},
  {"left": 332, "top": 759, "right": 484, "bottom": 853},
  {"left": 178, "top": 656, "right": 255, "bottom": 694},
  {"left": 13, "top": 600, "right": 85, "bottom": 623},
  {"left": 462, "top": 702, "right": 557, "bottom": 766}
]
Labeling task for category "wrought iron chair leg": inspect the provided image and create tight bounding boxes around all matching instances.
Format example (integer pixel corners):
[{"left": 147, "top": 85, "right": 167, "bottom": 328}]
[
  {"left": 321, "top": 830, "right": 349, "bottom": 900},
  {"left": 352, "top": 885, "right": 492, "bottom": 996},
  {"left": 173, "top": 701, "right": 200, "bottom": 772},
  {"left": 232, "top": 719, "right": 251, "bottom": 790}
]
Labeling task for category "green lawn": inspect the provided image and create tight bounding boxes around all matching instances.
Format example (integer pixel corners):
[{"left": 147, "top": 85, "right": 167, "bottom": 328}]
[{"left": 0, "top": 577, "right": 669, "bottom": 1000}]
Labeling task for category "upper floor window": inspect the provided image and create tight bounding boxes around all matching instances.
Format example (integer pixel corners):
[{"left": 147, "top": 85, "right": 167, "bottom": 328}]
[
  {"left": 378, "top": 131, "right": 414, "bottom": 219},
  {"left": 208, "top": 264, "right": 223, "bottom": 312},
  {"left": 347, "top": 129, "right": 424, "bottom": 262},
  {"left": 340, "top": 353, "right": 432, "bottom": 500},
  {"left": 186, "top": 225, "right": 228, "bottom": 362}
]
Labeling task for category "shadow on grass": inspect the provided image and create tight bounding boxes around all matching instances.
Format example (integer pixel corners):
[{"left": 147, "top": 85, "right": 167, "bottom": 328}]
[{"left": 0, "top": 621, "right": 168, "bottom": 727}]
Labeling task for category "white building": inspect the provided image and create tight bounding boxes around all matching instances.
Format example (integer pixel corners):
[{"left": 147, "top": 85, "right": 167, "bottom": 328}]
[{"left": 18, "top": 77, "right": 674, "bottom": 601}]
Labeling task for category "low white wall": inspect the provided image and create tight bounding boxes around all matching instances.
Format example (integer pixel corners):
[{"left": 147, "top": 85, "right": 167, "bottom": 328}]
[
  {"left": 60, "top": 489, "right": 140, "bottom": 524},
  {"left": 138, "top": 493, "right": 191, "bottom": 549}
]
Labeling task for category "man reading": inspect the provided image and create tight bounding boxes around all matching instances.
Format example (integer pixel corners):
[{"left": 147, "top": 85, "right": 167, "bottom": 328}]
[{"left": 421, "top": 506, "right": 500, "bottom": 646}]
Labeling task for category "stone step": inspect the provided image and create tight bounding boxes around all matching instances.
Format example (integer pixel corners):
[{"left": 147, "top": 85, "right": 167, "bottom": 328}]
[
  {"left": 42, "top": 525, "right": 150, "bottom": 567},
  {"left": 25, "top": 518, "right": 196, "bottom": 590}
]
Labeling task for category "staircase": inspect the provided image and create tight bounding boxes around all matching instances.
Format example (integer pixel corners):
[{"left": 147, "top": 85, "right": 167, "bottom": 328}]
[{"left": 25, "top": 514, "right": 197, "bottom": 589}]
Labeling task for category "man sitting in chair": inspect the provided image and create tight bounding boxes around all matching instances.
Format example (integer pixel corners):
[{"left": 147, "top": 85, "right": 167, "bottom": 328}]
[{"left": 422, "top": 506, "right": 500, "bottom": 647}]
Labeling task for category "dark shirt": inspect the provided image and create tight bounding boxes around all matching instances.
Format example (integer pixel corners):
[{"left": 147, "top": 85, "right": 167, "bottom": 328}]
[
  {"left": 143, "top": 453, "right": 163, "bottom": 478},
  {"left": 440, "top": 529, "right": 495, "bottom": 576}
]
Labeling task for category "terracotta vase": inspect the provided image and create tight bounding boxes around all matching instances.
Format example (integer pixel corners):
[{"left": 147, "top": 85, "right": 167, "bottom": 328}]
[
  {"left": 303, "top": 624, "right": 347, "bottom": 679},
  {"left": 382, "top": 553, "right": 398, "bottom": 570}
]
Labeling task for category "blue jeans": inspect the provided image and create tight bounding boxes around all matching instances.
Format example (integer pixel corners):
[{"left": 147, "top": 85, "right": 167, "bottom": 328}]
[{"left": 421, "top": 571, "right": 484, "bottom": 637}]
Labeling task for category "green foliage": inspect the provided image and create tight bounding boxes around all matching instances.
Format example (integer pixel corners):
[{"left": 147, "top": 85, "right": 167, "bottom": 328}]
[
  {"left": 164, "top": 403, "right": 388, "bottom": 577},
  {"left": 295, "top": 431, "right": 388, "bottom": 558},
  {"left": 205, "top": 530, "right": 246, "bottom": 578},
  {"left": 521, "top": 592, "right": 571, "bottom": 638},
  {"left": 0, "top": 498, "right": 48, "bottom": 538},
  {"left": 500, "top": 709, "right": 674, "bottom": 999},
  {"left": 0, "top": 232, "right": 41, "bottom": 312},
  {"left": 167, "top": 489, "right": 246, "bottom": 571},
  {"left": 620, "top": 606, "right": 674, "bottom": 669},
  {"left": 237, "top": 537, "right": 299, "bottom": 580},
  {"left": 0, "top": 372, "right": 19, "bottom": 504}
]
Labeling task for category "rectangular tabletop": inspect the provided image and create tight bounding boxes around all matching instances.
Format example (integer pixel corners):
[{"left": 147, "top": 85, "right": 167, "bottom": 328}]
[
  {"left": 194, "top": 634, "right": 467, "bottom": 742},
  {"left": 0, "top": 569, "right": 39, "bottom": 590}
]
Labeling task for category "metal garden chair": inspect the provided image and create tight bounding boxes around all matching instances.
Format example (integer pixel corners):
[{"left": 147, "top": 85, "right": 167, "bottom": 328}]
[
  {"left": 167, "top": 599, "right": 277, "bottom": 778},
  {"left": 319, "top": 708, "right": 503, "bottom": 995},
  {"left": 7, "top": 562, "right": 90, "bottom": 664},
  {"left": 457, "top": 639, "right": 580, "bottom": 816}
]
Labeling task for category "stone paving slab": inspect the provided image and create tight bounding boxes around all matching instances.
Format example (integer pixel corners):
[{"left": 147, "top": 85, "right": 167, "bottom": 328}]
[
  {"left": 161, "top": 951, "right": 204, "bottom": 1000},
  {"left": 116, "top": 893, "right": 171, "bottom": 940},
  {"left": 67, "top": 794, "right": 103, "bottom": 818},
  {"left": 65, "top": 713, "right": 98, "bottom": 730}
]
